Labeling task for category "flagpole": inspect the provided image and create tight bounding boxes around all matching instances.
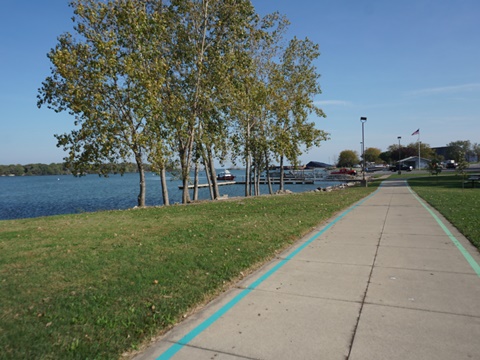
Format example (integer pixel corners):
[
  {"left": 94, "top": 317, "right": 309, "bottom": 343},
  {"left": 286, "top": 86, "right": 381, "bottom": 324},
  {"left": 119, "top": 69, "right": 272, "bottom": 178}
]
[
  {"left": 418, "top": 132, "right": 421, "bottom": 170},
  {"left": 412, "top": 129, "right": 420, "bottom": 169}
]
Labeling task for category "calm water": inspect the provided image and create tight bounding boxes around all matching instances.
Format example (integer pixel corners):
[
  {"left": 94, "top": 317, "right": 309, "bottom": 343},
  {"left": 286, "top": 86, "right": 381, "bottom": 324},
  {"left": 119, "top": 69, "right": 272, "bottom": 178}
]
[{"left": 0, "top": 170, "right": 341, "bottom": 220}]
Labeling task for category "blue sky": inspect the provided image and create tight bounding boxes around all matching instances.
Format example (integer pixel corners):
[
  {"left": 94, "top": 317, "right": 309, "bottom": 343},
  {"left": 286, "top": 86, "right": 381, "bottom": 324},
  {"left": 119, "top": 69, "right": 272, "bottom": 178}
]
[{"left": 1, "top": 0, "right": 479, "bottom": 166}]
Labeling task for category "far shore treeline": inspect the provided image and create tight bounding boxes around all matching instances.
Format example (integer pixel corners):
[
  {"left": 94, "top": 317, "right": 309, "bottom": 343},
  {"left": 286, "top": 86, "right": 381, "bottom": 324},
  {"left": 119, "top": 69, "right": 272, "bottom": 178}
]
[{"left": 0, "top": 162, "right": 150, "bottom": 177}]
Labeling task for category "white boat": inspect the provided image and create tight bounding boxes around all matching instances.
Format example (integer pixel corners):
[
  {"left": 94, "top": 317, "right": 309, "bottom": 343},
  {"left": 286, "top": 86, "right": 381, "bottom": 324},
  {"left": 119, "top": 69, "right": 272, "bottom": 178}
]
[{"left": 217, "top": 170, "right": 235, "bottom": 181}]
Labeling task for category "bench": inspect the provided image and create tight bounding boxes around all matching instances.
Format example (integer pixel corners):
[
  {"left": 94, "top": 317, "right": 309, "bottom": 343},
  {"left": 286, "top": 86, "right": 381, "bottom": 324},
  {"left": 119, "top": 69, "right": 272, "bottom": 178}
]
[{"left": 464, "top": 174, "right": 480, "bottom": 188}]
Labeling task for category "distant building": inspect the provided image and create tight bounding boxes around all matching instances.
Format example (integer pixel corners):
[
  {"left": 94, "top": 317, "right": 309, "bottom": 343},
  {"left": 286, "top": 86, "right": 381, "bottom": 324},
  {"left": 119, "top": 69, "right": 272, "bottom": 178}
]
[
  {"left": 431, "top": 146, "right": 449, "bottom": 159},
  {"left": 399, "top": 156, "right": 431, "bottom": 169},
  {"left": 466, "top": 153, "right": 479, "bottom": 162},
  {"left": 305, "top": 161, "right": 332, "bottom": 169}
]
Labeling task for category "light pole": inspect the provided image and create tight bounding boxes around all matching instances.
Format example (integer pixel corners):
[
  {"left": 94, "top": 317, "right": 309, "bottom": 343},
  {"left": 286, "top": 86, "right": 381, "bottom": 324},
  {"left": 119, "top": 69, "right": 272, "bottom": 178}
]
[
  {"left": 360, "top": 117, "right": 367, "bottom": 186},
  {"left": 397, "top": 136, "right": 402, "bottom": 174}
]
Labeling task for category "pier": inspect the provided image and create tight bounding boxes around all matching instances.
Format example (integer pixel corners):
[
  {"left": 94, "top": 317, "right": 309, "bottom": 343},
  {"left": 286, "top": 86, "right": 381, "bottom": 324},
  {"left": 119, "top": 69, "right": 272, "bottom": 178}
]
[
  {"left": 177, "top": 175, "right": 366, "bottom": 190},
  {"left": 178, "top": 181, "right": 236, "bottom": 189},
  {"left": 179, "top": 178, "right": 316, "bottom": 189},
  {"left": 238, "top": 178, "right": 314, "bottom": 185}
]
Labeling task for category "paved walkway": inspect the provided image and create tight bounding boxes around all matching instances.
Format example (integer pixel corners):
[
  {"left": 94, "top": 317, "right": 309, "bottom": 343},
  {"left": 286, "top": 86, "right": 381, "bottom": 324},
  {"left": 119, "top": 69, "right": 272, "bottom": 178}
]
[{"left": 134, "top": 180, "right": 480, "bottom": 360}]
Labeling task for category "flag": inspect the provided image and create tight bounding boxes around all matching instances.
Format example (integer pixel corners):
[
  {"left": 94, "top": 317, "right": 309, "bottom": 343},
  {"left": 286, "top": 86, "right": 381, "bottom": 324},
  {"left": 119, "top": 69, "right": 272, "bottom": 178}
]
[{"left": 411, "top": 128, "right": 420, "bottom": 136}]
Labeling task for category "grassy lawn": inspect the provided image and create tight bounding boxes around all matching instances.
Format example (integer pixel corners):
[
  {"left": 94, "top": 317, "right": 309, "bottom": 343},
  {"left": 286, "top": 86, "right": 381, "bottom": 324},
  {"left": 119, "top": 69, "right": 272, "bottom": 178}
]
[
  {"left": 0, "top": 185, "right": 376, "bottom": 359},
  {"left": 407, "top": 174, "right": 480, "bottom": 250}
]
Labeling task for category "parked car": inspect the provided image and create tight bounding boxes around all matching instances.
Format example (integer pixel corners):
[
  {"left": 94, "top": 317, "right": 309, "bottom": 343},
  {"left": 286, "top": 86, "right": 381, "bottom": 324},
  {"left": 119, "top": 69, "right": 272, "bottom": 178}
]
[
  {"left": 389, "top": 164, "right": 413, "bottom": 172},
  {"left": 331, "top": 168, "right": 357, "bottom": 176},
  {"left": 445, "top": 160, "right": 457, "bottom": 169}
]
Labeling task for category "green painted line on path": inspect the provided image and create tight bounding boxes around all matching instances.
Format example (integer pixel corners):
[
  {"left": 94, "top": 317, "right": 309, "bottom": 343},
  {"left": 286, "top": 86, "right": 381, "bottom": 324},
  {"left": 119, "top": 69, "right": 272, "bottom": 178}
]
[{"left": 408, "top": 184, "right": 480, "bottom": 277}]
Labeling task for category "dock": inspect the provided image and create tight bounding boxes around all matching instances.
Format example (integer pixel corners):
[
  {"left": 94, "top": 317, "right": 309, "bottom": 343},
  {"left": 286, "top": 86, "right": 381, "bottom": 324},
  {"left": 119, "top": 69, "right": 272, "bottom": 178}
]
[
  {"left": 175, "top": 174, "right": 368, "bottom": 190},
  {"left": 178, "top": 178, "right": 318, "bottom": 189},
  {"left": 178, "top": 181, "right": 236, "bottom": 189},
  {"left": 238, "top": 178, "right": 315, "bottom": 185}
]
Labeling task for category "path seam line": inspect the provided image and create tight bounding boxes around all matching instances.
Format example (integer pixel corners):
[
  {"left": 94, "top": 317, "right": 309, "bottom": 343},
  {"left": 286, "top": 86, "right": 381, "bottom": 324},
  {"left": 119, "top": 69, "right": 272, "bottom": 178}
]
[{"left": 346, "top": 183, "right": 392, "bottom": 359}]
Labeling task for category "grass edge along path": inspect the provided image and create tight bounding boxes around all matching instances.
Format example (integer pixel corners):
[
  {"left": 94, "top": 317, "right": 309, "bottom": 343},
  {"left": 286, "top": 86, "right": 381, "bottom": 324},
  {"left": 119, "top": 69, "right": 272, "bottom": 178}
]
[
  {"left": 0, "top": 185, "right": 377, "bottom": 359},
  {"left": 407, "top": 174, "right": 480, "bottom": 251}
]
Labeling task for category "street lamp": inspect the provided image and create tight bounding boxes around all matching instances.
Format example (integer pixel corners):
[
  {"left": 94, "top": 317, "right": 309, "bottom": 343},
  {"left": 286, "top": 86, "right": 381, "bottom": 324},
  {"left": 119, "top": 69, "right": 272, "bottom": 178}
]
[
  {"left": 360, "top": 117, "right": 367, "bottom": 186},
  {"left": 397, "top": 136, "right": 402, "bottom": 174}
]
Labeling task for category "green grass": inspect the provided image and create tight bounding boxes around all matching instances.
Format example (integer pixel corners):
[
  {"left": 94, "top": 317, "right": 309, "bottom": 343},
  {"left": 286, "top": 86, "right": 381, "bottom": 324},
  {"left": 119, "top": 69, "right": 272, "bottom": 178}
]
[
  {"left": 0, "top": 185, "right": 377, "bottom": 359},
  {"left": 408, "top": 174, "right": 480, "bottom": 250}
]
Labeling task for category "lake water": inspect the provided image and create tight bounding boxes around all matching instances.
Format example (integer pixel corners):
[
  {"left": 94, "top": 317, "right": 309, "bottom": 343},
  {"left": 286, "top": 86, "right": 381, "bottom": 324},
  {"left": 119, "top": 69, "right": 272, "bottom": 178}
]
[{"left": 0, "top": 170, "right": 343, "bottom": 220}]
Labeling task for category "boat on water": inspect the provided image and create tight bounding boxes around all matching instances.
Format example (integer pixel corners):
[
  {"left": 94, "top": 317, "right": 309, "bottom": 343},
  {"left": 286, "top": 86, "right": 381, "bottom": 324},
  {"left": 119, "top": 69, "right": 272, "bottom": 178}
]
[{"left": 217, "top": 169, "right": 235, "bottom": 181}]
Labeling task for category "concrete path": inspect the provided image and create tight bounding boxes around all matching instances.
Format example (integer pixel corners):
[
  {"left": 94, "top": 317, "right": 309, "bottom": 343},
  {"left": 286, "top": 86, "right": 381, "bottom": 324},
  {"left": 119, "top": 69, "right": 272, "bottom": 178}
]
[{"left": 134, "top": 179, "right": 480, "bottom": 360}]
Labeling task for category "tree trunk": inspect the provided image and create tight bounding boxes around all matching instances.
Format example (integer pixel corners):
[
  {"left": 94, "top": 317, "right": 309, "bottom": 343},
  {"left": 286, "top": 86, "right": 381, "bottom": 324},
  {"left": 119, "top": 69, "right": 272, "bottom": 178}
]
[
  {"left": 198, "top": 142, "right": 214, "bottom": 200},
  {"left": 265, "top": 150, "right": 273, "bottom": 195},
  {"left": 250, "top": 162, "right": 255, "bottom": 195},
  {"left": 180, "top": 147, "right": 191, "bottom": 204},
  {"left": 207, "top": 147, "right": 219, "bottom": 199},
  {"left": 279, "top": 156, "right": 285, "bottom": 192},
  {"left": 193, "top": 160, "right": 200, "bottom": 201},
  {"left": 244, "top": 124, "right": 251, "bottom": 197},
  {"left": 134, "top": 153, "right": 146, "bottom": 207},
  {"left": 252, "top": 163, "right": 256, "bottom": 195},
  {"left": 244, "top": 155, "right": 251, "bottom": 197},
  {"left": 160, "top": 167, "right": 169, "bottom": 206},
  {"left": 203, "top": 156, "right": 215, "bottom": 200},
  {"left": 254, "top": 165, "right": 260, "bottom": 196}
]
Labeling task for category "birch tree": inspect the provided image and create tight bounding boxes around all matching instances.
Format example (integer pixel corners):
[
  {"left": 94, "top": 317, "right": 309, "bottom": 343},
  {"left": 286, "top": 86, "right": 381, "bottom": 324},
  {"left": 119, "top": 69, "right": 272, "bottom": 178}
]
[
  {"left": 228, "top": 13, "right": 288, "bottom": 196},
  {"left": 165, "top": 0, "right": 258, "bottom": 202}
]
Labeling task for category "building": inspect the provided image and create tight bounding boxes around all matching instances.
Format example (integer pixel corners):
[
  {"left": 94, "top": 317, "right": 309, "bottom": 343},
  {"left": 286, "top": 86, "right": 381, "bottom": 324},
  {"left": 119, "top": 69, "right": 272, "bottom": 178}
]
[
  {"left": 399, "top": 156, "right": 431, "bottom": 169},
  {"left": 431, "top": 146, "right": 449, "bottom": 159}
]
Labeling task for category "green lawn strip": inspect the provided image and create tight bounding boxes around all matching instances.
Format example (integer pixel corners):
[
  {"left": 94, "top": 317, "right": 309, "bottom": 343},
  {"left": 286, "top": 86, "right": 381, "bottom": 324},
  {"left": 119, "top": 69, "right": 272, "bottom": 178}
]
[
  {"left": 0, "top": 185, "right": 376, "bottom": 359},
  {"left": 407, "top": 175, "right": 480, "bottom": 250}
]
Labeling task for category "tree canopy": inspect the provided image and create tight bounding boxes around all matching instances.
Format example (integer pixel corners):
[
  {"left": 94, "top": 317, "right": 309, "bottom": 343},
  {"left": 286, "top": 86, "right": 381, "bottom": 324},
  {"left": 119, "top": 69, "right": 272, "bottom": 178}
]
[
  {"left": 38, "top": 0, "right": 328, "bottom": 206},
  {"left": 381, "top": 142, "right": 435, "bottom": 163},
  {"left": 363, "top": 147, "right": 381, "bottom": 164},
  {"left": 337, "top": 150, "right": 359, "bottom": 167},
  {"left": 447, "top": 140, "right": 473, "bottom": 161}
]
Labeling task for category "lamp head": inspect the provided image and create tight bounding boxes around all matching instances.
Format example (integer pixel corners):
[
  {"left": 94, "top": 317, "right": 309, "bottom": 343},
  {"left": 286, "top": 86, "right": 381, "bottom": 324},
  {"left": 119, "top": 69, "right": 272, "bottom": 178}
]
[{"left": 360, "top": 117, "right": 367, "bottom": 123}]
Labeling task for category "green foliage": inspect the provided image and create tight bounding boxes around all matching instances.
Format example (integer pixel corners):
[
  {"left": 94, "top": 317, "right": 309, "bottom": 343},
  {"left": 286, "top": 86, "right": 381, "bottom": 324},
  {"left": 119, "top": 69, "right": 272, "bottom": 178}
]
[
  {"left": 428, "top": 159, "right": 442, "bottom": 175},
  {"left": 387, "top": 144, "right": 413, "bottom": 160},
  {"left": 0, "top": 162, "right": 151, "bottom": 176},
  {"left": 385, "top": 142, "right": 435, "bottom": 162},
  {"left": 0, "top": 163, "right": 70, "bottom": 176},
  {"left": 0, "top": 186, "right": 376, "bottom": 359},
  {"left": 337, "top": 150, "right": 359, "bottom": 167},
  {"left": 455, "top": 151, "right": 469, "bottom": 176},
  {"left": 379, "top": 150, "right": 392, "bottom": 164},
  {"left": 0, "top": 164, "right": 27, "bottom": 176},
  {"left": 447, "top": 140, "right": 472, "bottom": 162},
  {"left": 270, "top": 37, "right": 328, "bottom": 169},
  {"left": 226, "top": 12, "right": 290, "bottom": 195},
  {"left": 364, "top": 147, "right": 381, "bottom": 163},
  {"left": 408, "top": 142, "right": 435, "bottom": 159},
  {"left": 38, "top": 0, "right": 170, "bottom": 205},
  {"left": 473, "top": 143, "right": 480, "bottom": 160},
  {"left": 427, "top": 159, "right": 442, "bottom": 175}
]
